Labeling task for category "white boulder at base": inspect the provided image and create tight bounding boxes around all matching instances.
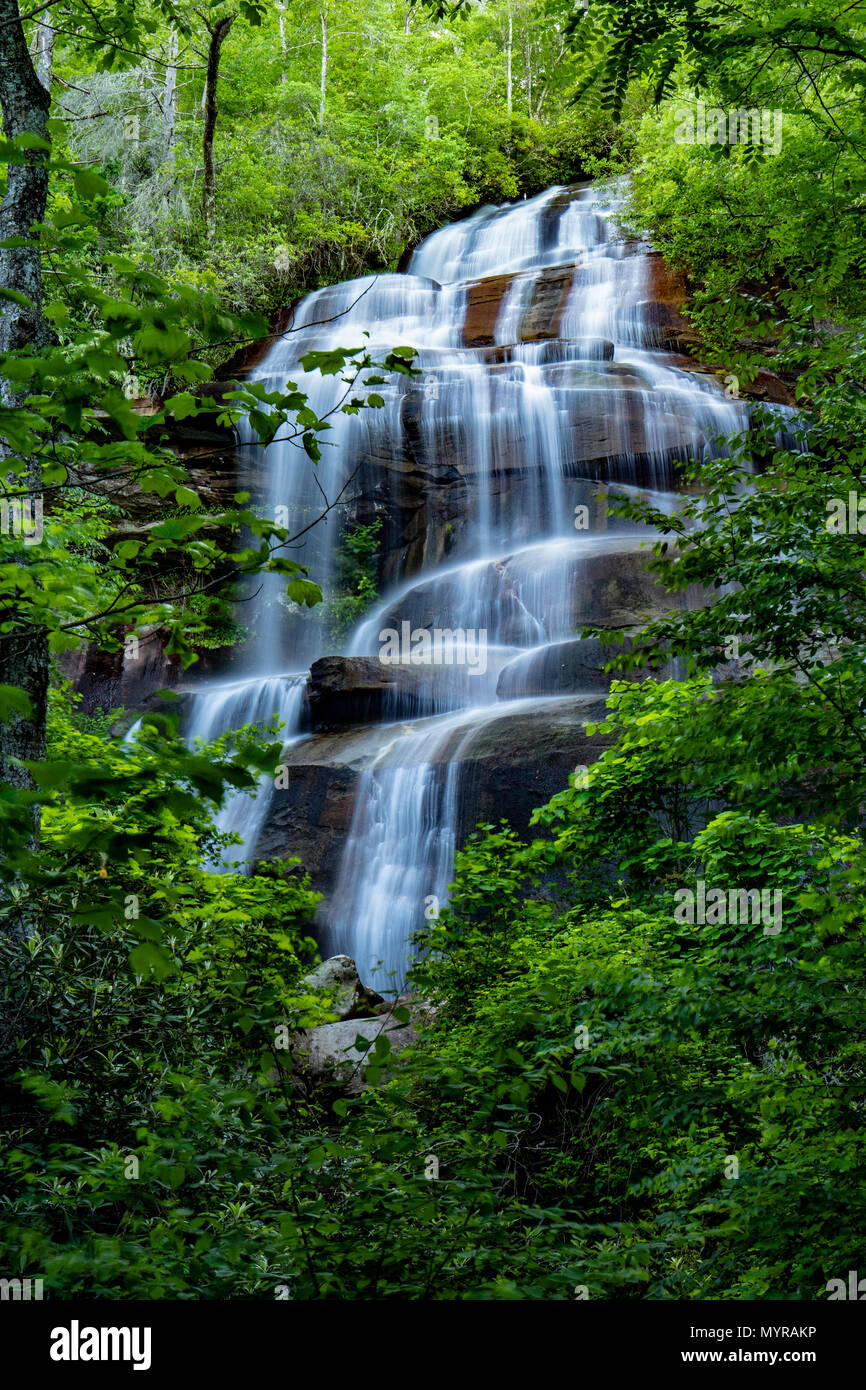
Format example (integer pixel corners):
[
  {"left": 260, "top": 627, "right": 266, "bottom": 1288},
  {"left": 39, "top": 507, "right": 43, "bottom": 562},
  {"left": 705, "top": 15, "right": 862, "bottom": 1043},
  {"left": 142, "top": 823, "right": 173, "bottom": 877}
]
[
  {"left": 299, "top": 953, "right": 384, "bottom": 1021},
  {"left": 293, "top": 955, "right": 421, "bottom": 1095}
]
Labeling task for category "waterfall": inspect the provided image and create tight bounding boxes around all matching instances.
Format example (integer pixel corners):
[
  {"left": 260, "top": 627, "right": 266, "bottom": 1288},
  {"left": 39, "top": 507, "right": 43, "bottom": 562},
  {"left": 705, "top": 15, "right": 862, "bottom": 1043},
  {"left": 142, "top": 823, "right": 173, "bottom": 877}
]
[
  {"left": 185, "top": 181, "right": 756, "bottom": 974},
  {"left": 183, "top": 674, "right": 308, "bottom": 867}
]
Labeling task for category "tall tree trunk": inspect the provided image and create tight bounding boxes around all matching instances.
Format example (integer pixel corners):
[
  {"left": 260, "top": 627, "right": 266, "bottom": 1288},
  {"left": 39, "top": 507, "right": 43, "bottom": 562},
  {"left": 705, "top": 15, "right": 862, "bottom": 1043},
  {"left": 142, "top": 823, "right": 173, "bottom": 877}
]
[
  {"left": 505, "top": 11, "right": 512, "bottom": 115},
  {"left": 319, "top": 6, "right": 328, "bottom": 126},
  {"left": 0, "top": 0, "right": 51, "bottom": 878},
  {"left": 35, "top": 12, "right": 53, "bottom": 92},
  {"left": 524, "top": 36, "right": 532, "bottom": 115},
  {"left": 277, "top": 2, "right": 287, "bottom": 82},
  {"left": 163, "top": 30, "right": 178, "bottom": 161},
  {"left": 201, "top": 14, "right": 235, "bottom": 240}
]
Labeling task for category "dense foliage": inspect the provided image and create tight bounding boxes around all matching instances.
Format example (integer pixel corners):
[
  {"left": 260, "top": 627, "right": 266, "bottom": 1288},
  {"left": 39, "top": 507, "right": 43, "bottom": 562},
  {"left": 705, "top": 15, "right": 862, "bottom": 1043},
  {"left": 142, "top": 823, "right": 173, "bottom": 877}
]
[{"left": 51, "top": 0, "right": 617, "bottom": 318}]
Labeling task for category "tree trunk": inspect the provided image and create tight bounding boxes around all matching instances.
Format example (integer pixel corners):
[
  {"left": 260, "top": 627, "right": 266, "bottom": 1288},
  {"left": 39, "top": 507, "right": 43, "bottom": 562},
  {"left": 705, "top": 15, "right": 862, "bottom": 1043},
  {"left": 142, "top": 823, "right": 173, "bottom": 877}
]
[
  {"left": 277, "top": 2, "right": 287, "bottom": 82},
  {"left": 505, "top": 11, "right": 512, "bottom": 114},
  {"left": 163, "top": 30, "right": 178, "bottom": 161},
  {"left": 201, "top": 14, "right": 235, "bottom": 240},
  {"left": 0, "top": 0, "right": 51, "bottom": 868},
  {"left": 319, "top": 6, "right": 328, "bottom": 126},
  {"left": 35, "top": 12, "right": 53, "bottom": 92}
]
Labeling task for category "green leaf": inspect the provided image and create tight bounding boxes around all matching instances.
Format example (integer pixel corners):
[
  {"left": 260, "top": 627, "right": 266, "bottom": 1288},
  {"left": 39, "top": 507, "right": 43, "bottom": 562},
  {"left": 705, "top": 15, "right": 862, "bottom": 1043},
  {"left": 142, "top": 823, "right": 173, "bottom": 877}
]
[
  {"left": 74, "top": 168, "right": 110, "bottom": 200},
  {"left": 0, "top": 685, "right": 33, "bottom": 724},
  {"left": 130, "top": 942, "right": 177, "bottom": 981}
]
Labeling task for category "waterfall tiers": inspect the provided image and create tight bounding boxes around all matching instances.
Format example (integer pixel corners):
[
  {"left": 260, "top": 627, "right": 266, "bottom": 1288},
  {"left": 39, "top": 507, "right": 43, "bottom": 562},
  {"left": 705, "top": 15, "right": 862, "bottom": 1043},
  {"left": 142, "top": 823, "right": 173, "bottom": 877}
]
[{"left": 115, "top": 181, "right": 793, "bottom": 988}]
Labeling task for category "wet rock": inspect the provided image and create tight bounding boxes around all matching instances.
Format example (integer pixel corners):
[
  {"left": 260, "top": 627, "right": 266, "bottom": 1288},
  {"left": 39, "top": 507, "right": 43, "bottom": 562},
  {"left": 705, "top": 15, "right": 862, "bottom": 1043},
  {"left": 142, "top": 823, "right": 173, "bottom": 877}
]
[
  {"left": 462, "top": 264, "right": 577, "bottom": 347},
  {"left": 373, "top": 542, "right": 693, "bottom": 642},
  {"left": 520, "top": 264, "right": 578, "bottom": 341},
  {"left": 308, "top": 656, "right": 442, "bottom": 729},
  {"left": 256, "top": 694, "right": 612, "bottom": 901},
  {"left": 540, "top": 362, "right": 649, "bottom": 390},
  {"left": 662, "top": 356, "right": 797, "bottom": 407},
  {"left": 640, "top": 252, "right": 699, "bottom": 352},
  {"left": 476, "top": 338, "right": 614, "bottom": 365},
  {"left": 496, "top": 636, "right": 660, "bottom": 698},
  {"left": 300, "top": 954, "right": 384, "bottom": 1019},
  {"left": 256, "top": 724, "right": 389, "bottom": 885},
  {"left": 462, "top": 271, "right": 518, "bottom": 346}
]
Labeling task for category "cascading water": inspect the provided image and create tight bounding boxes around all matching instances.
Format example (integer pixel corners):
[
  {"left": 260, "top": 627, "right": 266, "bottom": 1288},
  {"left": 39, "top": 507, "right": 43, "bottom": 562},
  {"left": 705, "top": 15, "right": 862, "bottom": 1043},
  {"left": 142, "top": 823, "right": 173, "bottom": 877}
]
[
  {"left": 321, "top": 183, "right": 744, "bottom": 987},
  {"left": 182, "top": 674, "right": 308, "bottom": 867},
  {"left": 184, "top": 181, "right": 762, "bottom": 974}
]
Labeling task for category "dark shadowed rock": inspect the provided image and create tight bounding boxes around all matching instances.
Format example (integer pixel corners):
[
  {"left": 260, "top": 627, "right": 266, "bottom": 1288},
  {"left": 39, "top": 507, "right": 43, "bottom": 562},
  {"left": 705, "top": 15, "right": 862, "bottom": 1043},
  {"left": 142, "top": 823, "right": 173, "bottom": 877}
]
[
  {"left": 60, "top": 626, "right": 185, "bottom": 718},
  {"left": 496, "top": 635, "right": 662, "bottom": 698},
  {"left": 308, "top": 656, "right": 444, "bottom": 729}
]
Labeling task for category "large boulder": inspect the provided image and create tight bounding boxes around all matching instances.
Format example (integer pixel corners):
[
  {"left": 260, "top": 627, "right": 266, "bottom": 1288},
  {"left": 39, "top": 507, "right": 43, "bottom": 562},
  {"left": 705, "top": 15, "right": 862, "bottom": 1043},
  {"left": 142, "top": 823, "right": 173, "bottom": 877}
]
[
  {"left": 293, "top": 1011, "right": 419, "bottom": 1095},
  {"left": 308, "top": 656, "right": 443, "bottom": 730},
  {"left": 300, "top": 954, "right": 383, "bottom": 1020}
]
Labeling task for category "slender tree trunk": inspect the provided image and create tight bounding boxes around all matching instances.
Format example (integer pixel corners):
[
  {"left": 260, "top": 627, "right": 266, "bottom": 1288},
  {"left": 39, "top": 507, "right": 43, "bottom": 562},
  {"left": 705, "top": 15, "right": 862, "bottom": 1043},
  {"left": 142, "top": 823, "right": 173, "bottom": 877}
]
[
  {"left": 277, "top": 2, "right": 287, "bottom": 82},
  {"left": 201, "top": 14, "right": 235, "bottom": 239},
  {"left": 505, "top": 12, "right": 512, "bottom": 114},
  {"left": 163, "top": 30, "right": 178, "bottom": 161},
  {"left": 319, "top": 6, "right": 328, "bottom": 126},
  {"left": 0, "top": 0, "right": 51, "bottom": 866},
  {"left": 35, "top": 12, "right": 53, "bottom": 92},
  {"left": 524, "top": 36, "right": 531, "bottom": 115}
]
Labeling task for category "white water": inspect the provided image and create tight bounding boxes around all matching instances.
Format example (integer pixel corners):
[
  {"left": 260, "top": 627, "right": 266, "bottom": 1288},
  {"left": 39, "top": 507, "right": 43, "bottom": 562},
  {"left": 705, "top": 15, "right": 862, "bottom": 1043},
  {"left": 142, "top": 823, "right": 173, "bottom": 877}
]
[
  {"left": 183, "top": 674, "right": 308, "bottom": 867},
  {"left": 179, "top": 182, "right": 761, "bottom": 976}
]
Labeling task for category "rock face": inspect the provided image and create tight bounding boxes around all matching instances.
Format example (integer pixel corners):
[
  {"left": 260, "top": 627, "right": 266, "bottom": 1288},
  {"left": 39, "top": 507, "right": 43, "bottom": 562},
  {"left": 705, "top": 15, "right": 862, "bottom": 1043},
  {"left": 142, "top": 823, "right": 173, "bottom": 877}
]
[
  {"left": 256, "top": 694, "right": 611, "bottom": 900},
  {"left": 60, "top": 626, "right": 184, "bottom": 717},
  {"left": 371, "top": 543, "right": 701, "bottom": 643},
  {"left": 463, "top": 271, "right": 517, "bottom": 346},
  {"left": 308, "top": 656, "right": 442, "bottom": 730},
  {"left": 641, "top": 251, "right": 701, "bottom": 355},
  {"left": 496, "top": 636, "right": 662, "bottom": 699},
  {"left": 463, "top": 264, "right": 577, "bottom": 346}
]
